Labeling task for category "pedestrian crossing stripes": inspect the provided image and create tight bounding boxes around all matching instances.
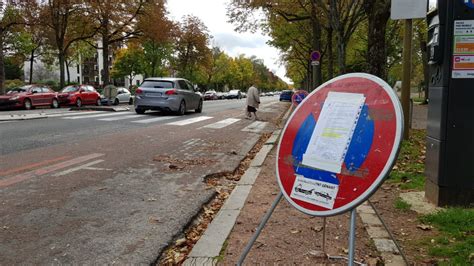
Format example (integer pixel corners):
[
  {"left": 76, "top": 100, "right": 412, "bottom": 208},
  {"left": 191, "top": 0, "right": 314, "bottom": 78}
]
[
  {"left": 241, "top": 121, "right": 268, "bottom": 133},
  {"left": 98, "top": 114, "right": 142, "bottom": 121},
  {"left": 202, "top": 118, "right": 240, "bottom": 129},
  {"left": 12, "top": 109, "right": 269, "bottom": 132},
  {"left": 166, "top": 116, "right": 213, "bottom": 126},
  {"left": 131, "top": 116, "right": 175, "bottom": 124},
  {"left": 62, "top": 112, "right": 125, "bottom": 119}
]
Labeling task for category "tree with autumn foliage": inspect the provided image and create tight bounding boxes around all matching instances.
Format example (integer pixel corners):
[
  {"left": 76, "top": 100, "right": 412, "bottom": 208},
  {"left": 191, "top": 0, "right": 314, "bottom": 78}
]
[
  {"left": 174, "top": 15, "right": 212, "bottom": 82},
  {"left": 138, "top": 0, "right": 176, "bottom": 78},
  {"left": 111, "top": 42, "right": 145, "bottom": 88},
  {"left": 86, "top": 0, "right": 147, "bottom": 86}
]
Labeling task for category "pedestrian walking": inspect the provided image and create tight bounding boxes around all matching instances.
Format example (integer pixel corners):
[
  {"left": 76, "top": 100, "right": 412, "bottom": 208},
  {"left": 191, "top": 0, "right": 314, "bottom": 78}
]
[{"left": 246, "top": 85, "right": 260, "bottom": 120}]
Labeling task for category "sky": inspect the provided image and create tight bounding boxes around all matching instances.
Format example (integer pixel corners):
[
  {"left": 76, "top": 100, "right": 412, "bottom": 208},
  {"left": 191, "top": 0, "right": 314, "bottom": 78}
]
[{"left": 166, "top": 0, "right": 292, "bottom": 84}]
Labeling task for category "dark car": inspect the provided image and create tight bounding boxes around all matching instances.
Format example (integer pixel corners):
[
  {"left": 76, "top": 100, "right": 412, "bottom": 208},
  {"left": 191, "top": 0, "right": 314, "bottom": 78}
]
[
  {"left": 0, "top": 85, "right": 59, "bottom": 110},
  {"left": 279, "top": 90, "right": 293, "bottom": 102},
  {"left": 226, "top": 89, "right": 242, "bottom": 99},
  {"left": 58, "top": 85, "right": 101, "bottom": 107}
]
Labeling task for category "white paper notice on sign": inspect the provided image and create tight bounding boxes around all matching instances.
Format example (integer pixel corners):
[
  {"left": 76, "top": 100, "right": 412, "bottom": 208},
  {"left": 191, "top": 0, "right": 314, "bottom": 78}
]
[
  {"left": 302, "top": 92, "right": 366, "bottom": 174},
  {"left": 290, "top": 175, "right": 339, "bottom": 209},
  {"left": 391, "top": 0, "right": 427, "bottom": 20}
]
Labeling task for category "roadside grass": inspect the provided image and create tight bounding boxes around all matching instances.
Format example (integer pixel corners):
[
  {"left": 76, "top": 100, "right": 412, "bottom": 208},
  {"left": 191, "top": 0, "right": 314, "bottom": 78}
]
[
  {"left": 387, "top": 129, "right": 426, "bottom": 191},
  {"left": 394, "top": 197, "right": 411, "bottom": 211},
  {"left": 419, "top": 208, "right": 474, "bottom": 264}
]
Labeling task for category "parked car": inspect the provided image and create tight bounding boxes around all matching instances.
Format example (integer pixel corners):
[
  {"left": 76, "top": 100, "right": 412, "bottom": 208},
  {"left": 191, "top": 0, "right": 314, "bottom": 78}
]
[
  {"left": 204, "top": 90, "right": 218, "bottom": 100},
  {"left": 226, "top": 89, "right": 242, "bottom": 99},
  {"left": 279, "top": 90, "right": 293, "bottom": 102},
  {"left": 100, "top": 87, "right": 133, "bottom": 105},
  {"left": 58, "top": 85, "right": 101, "bottom": 107},
  {"left": 241, "top": 92, "right": 247, "bottom": 98},
  {"left": 216, "top": 92, "right": 226, "bottom": 99},
  {"left": 134, "top": 77, "right": 203, "bottom": 115},
  {"left": 0, "top": 85, "right": 59, "bottom": 110}
]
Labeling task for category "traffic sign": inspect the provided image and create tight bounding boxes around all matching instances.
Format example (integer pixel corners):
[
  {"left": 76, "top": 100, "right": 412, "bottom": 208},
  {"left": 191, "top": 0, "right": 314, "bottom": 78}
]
[
  {"left": 310, "top": 51, "right": 321, "bottom": 62},
  {"left": 291, "top": 90, "right": 308, "bottom": 106},
  {"left": 276, "top": 73, "right": 403, "bottom": 216}
]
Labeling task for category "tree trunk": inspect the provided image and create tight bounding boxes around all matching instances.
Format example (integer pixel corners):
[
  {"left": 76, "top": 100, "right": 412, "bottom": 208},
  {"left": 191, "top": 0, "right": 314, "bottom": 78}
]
[
  {"left": 65, "top": 57, "right": 71, "bottom": 84},
  {"left": 311, "top": 0, "right": 322, "bottom": 88},
  {"left": 365, "top": 0, "right": 390, "bottom": 80},
  {"left": 327, "top": 26, "right": 334, "bottom": 79},
  {"left": 29, "top": 50, "right": 35, "bottom": 84},
  {"left": 58, "top": 51, "right": 66, "bottom": 90},
  {"left": 102, "top": 33, "right": 110, "bottom": 86},
  {"left": 0, "top": 30, "right": 5, "bottom": 95}
]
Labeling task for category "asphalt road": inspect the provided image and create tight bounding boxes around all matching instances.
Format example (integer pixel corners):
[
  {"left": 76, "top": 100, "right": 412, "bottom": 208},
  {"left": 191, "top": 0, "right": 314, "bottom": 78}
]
[{"left": 0, "top": 96, "right": 289, "bottom": 264}]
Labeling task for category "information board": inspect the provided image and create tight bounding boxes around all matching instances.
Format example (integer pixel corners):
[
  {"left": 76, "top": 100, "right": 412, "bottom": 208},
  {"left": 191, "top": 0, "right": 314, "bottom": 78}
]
[
  {"left": 453, "top": 20, "right": 474, "bottom": 78},
  {"left": 276, "top": 73, "right": 403, "bottom": 216}
]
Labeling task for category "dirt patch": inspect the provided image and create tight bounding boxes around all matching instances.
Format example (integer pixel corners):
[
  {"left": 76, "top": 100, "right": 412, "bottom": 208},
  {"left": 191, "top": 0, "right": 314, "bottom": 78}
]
[{"left": 220, "top": 148, "right": 382, "bottom": 265}]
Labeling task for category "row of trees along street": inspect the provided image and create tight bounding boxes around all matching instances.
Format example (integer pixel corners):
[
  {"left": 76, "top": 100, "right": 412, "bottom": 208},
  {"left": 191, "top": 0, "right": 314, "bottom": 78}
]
[
  {"left": 0, "top": 0, "right": 288, "bottom": 95},
  {"left": 228, "top": 0, "right": 430, "bottom": 103}
]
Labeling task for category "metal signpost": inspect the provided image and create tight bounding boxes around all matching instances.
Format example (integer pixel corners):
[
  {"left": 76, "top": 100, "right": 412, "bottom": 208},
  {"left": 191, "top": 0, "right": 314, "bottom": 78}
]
[{"left": 238, "top": 73, "right": 403, "bottom": 265}]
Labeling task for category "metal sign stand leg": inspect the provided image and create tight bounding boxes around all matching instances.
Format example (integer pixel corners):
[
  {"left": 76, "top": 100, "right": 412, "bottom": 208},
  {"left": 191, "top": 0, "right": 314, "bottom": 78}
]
[
  {"left": 348, "top": 209, "right": 357, "bottom": 266},
  {"left": 237, "top": 192, "right": 283, "bottom": 266}
]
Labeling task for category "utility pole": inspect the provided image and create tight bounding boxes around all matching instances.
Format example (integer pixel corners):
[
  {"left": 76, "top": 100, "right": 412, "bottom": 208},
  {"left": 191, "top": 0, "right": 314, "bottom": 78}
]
[{"left": 401, "top": 19, "right": 412, "bottom": 140}]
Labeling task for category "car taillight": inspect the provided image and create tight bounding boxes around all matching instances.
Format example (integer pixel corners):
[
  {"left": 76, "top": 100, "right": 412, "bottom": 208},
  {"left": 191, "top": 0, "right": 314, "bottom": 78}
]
[
  {"left": 165, "top": 89, "right": 177, "bottom": 95},
  {"left": 136, "top": 88, "right": 143, "bottom": 94}
]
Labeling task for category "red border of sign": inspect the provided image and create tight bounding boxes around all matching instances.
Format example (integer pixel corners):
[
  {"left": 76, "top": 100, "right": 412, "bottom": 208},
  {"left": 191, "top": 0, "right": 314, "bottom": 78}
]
[{"left": 276, "top": 73, "right": 403, "bottom": 216}]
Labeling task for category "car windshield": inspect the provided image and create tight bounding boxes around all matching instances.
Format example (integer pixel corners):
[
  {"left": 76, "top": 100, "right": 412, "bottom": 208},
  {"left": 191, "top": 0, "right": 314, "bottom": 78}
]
[
  {"left": 62, "top": 86, "right": 79, "bottom": 93},
  {"left": 141, "top": 81, "right": 174, "bottom": 89}
]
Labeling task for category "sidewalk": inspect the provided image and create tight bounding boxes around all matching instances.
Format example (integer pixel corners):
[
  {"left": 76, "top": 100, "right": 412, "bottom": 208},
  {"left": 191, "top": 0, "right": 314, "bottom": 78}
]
[{"left": 184, "top": 103, "right": 429, "bottom": 265}]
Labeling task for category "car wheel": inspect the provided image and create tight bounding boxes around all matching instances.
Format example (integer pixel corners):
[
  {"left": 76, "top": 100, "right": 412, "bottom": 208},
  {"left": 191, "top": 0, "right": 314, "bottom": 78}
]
[
  {"left": 51, "top": 98, "right": 59, "bottom": 109},
  {"left": 76, "top": 98, "right": 82, "bottom": 107},
  {"left": 114, "top": 98, "right": 119, "bottom": 105},
  {"left": 135, "top": 108, "right": 145, "bottom": 114},
  {"left": 96, "top": 98, "right": 101, "bottom": 106},
  {"left": 24, "top": 99, "right": 32, "bottom": 110},
  {"left": 177, "top": 100, "right": 186, "bottom": 116},
  {"left": 195, "top": 99, "right": 203, "bottom": 113}
]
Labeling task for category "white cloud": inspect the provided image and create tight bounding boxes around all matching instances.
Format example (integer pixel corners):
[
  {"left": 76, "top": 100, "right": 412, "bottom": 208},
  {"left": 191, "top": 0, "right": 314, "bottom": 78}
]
[{"left": 166, "top": 0, "right": 291, "bottom": 84}]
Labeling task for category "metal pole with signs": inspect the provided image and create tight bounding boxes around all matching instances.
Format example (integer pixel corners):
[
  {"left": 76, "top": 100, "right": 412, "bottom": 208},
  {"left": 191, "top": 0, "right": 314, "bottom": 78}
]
[
  {"left": 311, "top": 51, "right": 321, "bottom": 91},
  {"left": 391, "top": 0, "right": 428, "bottom": 139},
  {"left": 425, "top": 0, "right": 474, "bottom": 206},
  {"left": 238, "top": 73, "right": 403, "bottom": 265}
]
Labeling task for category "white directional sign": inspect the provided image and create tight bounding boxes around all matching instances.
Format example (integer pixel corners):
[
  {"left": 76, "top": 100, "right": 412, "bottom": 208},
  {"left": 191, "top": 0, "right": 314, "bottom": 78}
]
[{"left": 391, "top": 0, "right": 427, "bottom": 20}]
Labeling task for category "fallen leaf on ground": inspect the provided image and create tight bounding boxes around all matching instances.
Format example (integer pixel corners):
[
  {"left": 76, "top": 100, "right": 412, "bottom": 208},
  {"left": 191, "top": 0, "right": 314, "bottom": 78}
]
[
  {"left": 308, "top": 250, "right": 326, "bottom": 258},
  {"left": 175, "top": 238, "right": 186, "bottom": 246},
  {"left": 148, "top": 217, "right": 160, "bottom": 224},
  {"left": 311, "top": 226, "right": 323, "bottom": 232},
  {"left": 147, "top": 197, "right": 157, "bottom": 202},
  {"left": 290, "top": 229, "right": 300, "bottom": 234}
]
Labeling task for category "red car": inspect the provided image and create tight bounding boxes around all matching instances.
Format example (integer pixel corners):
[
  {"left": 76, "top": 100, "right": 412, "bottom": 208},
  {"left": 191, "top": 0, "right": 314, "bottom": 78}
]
[
  {"left": 58, "top": 85, "right": 101, "bottom": 107},
  {"left": 0, "top": 85, "right": 59, "bottom": 110}
]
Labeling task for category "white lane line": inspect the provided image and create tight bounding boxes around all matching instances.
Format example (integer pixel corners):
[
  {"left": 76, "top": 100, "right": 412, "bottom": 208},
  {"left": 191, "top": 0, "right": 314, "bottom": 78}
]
[
  {"left": 0, "top": 153, "right": 104, "bottom": 188},
  {"left": 131, "top": 116, "right": 176, "bottom": 124},
  {"left": 167, "top": 116, "right": 213, "bottom": 126},
  {"left": 202, "top": 118, "right": 240, "bottom": 129},
  {"left": 241, "top": 121, "right": 268, "bottom": 133},
  {"left": 62, "top": 112, "right": 126, "bottom": 119},
  {"left": 53, "top": 159, "right": 109, "bottom": 176},
  {"left": 47, "top": 111, "right": 104, "bottom": 118},
  {"left": 98, "top": 114, "right": 141, "bottom": 121}
]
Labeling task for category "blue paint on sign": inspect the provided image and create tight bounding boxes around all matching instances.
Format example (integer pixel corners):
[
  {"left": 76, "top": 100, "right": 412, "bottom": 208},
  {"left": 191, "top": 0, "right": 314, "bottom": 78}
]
[
  {"left": 463, "top": 0, "right": 474, "bottom": 9},
  {"left": 291, "top": 105, "right": 374, "bottom": 185}
]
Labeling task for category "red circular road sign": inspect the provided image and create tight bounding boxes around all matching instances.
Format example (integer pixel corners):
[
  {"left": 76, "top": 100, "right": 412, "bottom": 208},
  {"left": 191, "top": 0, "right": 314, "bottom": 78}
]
[
  {"left": 291, "top": 90, "right": 309, "bottom": 106},
  {"left": 276, "top": 73, "right": 403, "bottom": 216},
  {"left": 311, "top": 51, "right": 321, "bottom": 61}
]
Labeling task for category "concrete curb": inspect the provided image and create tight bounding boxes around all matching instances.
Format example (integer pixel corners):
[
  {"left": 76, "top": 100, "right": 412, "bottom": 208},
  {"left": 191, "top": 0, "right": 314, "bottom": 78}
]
[
  {"left": 69, "top": 106, "right": 130, "bottom": 112},
  {"left": 184, "top": 129, "right": 281, "bottom": 266},
  {"left": 0, "top": 113, "right": 48, "bottom": 121}
]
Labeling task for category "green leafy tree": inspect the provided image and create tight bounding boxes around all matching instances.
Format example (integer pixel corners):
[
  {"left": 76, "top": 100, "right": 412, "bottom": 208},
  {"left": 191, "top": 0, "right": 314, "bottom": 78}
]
[{"left": 111, "top": 42, "right": 145, "bottom": 89}]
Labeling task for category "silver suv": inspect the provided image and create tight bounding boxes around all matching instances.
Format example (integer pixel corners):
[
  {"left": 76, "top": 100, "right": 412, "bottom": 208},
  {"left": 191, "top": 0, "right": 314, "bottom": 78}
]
[{"left": 134, "top": 77, "right": 203, "bottom": 115}]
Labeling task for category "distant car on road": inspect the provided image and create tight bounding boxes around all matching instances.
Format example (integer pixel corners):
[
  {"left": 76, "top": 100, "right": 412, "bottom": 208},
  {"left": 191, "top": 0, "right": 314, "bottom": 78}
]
[
  {"left": 58, "top": 85, "right": 101, "bottom": 107},
  {"left": 279, "top": 90, "right": 293, "bottom": 102},
  {"left": 134, "top": 77, "right": 203, "bottom": 115},
  {"left": 100, "top": 87, "right": 133, "bottom": 105},
  {"left": 0, "top": 85, "right": 59, "bottom": 110},
  {"left": 204, "top": 90, "right": 218, "bottom": 100},
  {"left": 226, "top": 89, "right": 242, "bottom": 99}
]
